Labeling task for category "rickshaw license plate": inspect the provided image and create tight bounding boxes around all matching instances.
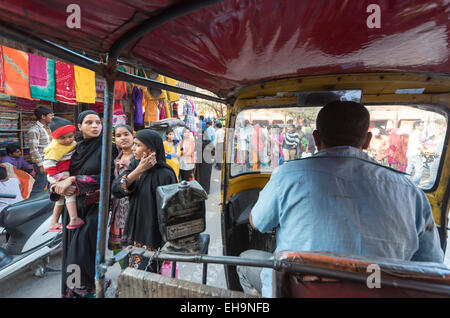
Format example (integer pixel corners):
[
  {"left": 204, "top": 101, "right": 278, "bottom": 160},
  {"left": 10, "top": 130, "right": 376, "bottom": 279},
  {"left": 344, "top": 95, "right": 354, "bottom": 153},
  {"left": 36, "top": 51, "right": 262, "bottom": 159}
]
[{"left": 166, "top": 219, "right": 205, "bottom": 240}]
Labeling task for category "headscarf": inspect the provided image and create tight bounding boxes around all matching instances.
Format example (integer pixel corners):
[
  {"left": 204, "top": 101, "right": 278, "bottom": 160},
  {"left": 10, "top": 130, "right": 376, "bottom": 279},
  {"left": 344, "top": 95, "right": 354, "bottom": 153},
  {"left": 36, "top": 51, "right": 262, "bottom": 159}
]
[
  {"left": 131, "top": 129, "right": 176, "bottom": 176},
  {"left": 70, "top": 110, "right": 103, "bottom": 174},
  {"left": 77, "top": 110, "right": 98, "bottom": 125}
]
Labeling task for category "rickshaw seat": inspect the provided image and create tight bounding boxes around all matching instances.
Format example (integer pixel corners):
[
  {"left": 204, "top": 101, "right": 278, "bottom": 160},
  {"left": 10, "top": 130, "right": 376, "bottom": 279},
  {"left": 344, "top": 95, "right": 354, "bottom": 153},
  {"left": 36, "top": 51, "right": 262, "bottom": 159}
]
[{"left": 273, "top": 251, "right": 450, "bottom": 298}]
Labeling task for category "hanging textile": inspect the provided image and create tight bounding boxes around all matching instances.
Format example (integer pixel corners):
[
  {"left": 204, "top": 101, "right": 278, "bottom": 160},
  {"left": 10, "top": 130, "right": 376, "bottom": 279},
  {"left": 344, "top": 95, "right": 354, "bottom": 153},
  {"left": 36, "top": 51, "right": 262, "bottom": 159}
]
[
  {"left": 0, "top": 46, "right": 4, "bottom": 93},
  {"left": 142, "top": 88, "right": 159, "bottom": 125},
  {"left": 114, "top": 66, "right": 128, "bottom": 101},
  {"left": 16, "top": 97, "right": 37, "bottom": 112},
  {"left": 74, "top": 65, "right": 96, "bottom": 104},
  {"left": 2, "top": 46, "right": 32, "bottom": 99},
  {"left": 89, "top": 101, "right": 104, "bottom": 114},
  {"left": 114, "top": 81, "right": 127, "bottom": 100},
  {"left": 55, "top": 60, "right": 76, "bottom": 105},
  {"left": 159, "top": 100, "right": 166, "bottom": 120},
  {"left": 95, "top": 76, "right": 106, "bottom": 103},
  {"left": 164, "top": 99, "right": 171, "bottom": 119},
  {"left": 183, "top": 100, "right": 197, "bottom": 132},
  {"left": 132, "top": 86, "right": 143, "bottom": 126},
  {"left": 113, "top": 102, "right": 127, "bottom": 126},
  {"left": 28, "top": 53, "right": 56, "bottom": 102},
  {"left": 163, "top": 77, "right": 180, "bottom": 102}
]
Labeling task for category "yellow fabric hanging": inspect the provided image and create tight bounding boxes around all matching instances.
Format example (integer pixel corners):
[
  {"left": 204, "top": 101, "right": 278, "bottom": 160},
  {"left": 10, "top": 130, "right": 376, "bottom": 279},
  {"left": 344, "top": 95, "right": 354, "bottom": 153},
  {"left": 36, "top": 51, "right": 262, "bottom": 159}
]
[
  {"left": 163, "top": 76, "right": 180, "bottom": 102},
  {"left": 163, "top": 97, "right": 171, "bottom": 118},
  {"left": 142, "top": 88, "right": 159, "bottom": 124},
  {"left": 74, "top": 65, "right": 96, "bottom": 103}
]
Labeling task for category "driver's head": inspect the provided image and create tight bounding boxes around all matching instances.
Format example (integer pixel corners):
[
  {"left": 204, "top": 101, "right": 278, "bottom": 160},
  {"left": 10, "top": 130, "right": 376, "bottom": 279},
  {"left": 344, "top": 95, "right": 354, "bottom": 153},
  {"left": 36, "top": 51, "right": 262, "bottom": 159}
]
[{"left": 314, "top": 100, "right": 371, "bottom": 149}]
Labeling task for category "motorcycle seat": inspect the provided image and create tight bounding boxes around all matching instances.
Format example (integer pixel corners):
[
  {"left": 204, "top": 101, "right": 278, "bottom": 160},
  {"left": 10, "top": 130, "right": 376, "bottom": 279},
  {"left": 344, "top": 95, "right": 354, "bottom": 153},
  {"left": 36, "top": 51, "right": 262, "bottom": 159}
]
[{"left": 0, "top": 191, "right": 53, "bottom": 228}]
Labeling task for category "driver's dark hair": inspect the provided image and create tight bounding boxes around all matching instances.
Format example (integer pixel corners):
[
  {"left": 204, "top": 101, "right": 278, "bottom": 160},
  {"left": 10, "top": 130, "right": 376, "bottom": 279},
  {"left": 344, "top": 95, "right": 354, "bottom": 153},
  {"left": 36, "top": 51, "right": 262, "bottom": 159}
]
[{"left": 316, "top": 100, "right": 370, "bottom": 148}]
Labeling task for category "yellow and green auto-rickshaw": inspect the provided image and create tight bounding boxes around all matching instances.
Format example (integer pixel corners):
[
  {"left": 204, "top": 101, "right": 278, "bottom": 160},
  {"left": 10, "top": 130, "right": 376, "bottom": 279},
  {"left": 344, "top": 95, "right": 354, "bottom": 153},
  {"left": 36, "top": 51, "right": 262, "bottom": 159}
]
[{"left": 0, "top": 0, "right": 448, "bottom": 298}]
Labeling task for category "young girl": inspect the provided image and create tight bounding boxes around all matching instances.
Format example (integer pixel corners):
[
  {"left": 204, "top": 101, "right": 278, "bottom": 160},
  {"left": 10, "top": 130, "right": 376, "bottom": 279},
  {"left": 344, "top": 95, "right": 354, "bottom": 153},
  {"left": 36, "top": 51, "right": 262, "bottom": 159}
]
[
  {"left": 179, "top": 128, "right": 195, "bottom": 181},
  {"left": 44, "top": 116, "right": 84, "bottom": 231},
  {"left": 109, "top": 124, "right": 133, "bottom": 254},
  {"left": 163, "top": 129, "right": 180, "bottom": 181}
]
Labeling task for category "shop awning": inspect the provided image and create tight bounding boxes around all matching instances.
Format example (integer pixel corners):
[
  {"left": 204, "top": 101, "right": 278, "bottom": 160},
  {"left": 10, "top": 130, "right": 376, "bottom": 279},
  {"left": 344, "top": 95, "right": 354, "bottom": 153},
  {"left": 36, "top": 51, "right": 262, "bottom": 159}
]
[{"left": 0, "top": 0, "right": 448, "bottom": 98}]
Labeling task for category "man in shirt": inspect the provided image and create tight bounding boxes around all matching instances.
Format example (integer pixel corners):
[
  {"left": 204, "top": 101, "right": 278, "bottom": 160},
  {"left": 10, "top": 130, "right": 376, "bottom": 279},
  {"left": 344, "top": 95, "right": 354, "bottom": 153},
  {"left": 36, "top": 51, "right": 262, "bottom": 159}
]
[
  {"left": 282, "top": 124, "right": 301, "bottom": 161},
  {"left": 237, "top": 101, "right": 444, "bottom": 297},
  {"left": 406, "top": 120, "right": 425, "bottom": 185},
  {"left": 1, "top": 144, "right": 34, "bottom": 175},
  {"left": 214, "top": 122, "right": 225, "bottom": 170},
  {"left": 206, "top": 121, "right": 215, "bottom": 144},
  {"left": 27, "top": 106, "right": 54, "bottom": 197}
]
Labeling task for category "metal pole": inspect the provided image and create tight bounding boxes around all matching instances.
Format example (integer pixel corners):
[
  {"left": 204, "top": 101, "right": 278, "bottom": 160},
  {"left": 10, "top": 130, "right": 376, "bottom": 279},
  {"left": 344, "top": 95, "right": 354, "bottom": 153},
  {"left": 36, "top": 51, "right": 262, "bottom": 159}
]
[
  {"left": 94, "top": 59, "right": 116, "bottom": 298},
  {"left": 121, "top": 249, "right": 450, "bottom": 297}
]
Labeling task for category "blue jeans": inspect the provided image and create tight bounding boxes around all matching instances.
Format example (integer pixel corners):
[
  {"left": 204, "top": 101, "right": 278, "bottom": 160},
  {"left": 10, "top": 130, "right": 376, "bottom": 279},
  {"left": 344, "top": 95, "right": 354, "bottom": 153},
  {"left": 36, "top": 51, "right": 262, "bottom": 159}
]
[
  {"left": 406, "top": 155, "right": 423, "bottom": 186},
  {"left": 29, "top": 164, "right": 48, "bottom": 197},
  {"left": 236, "top": 249, "right": 272, "bottom": 295}
]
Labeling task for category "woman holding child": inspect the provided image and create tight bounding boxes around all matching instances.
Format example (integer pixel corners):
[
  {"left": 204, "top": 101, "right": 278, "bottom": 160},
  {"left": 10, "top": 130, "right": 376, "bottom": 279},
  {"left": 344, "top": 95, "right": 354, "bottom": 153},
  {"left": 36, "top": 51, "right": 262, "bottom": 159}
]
[{"left": 53, "top": 110, "right": 117, "bottom": 298}]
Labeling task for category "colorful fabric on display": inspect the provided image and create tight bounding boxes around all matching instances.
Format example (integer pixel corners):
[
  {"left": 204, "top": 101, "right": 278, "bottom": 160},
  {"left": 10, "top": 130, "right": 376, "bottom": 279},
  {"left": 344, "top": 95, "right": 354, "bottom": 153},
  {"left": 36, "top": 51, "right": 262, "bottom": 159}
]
[
  {"left": 95, "top": 76, "right": 106, "bottom": 103},
  {"left": 159, "top": 100, "right": 166, "bottom": 119},
  {"left": 132, "top": 86, "right": 143, "bottom": 125},
  {"left": 142, "top": 88, "right": 159, "bottom": 124},
  {"left": 114, "top": 102, "right": 124, "bottom": 115},
  {"left": 0, "top": 46, "right": 4, "bottom": 93},
  {"left": 74, "top": 65, "right": 96, "bottom": 104},
  {"left": 163, "top": 77, "right": 180, "bottom": 101},
  {"left": 144, "top": 100, "right": 159, "bottom": 125},
  {"left": 2, "top": 46, "right": 32, "bottom": 99},
  {"left": 183, "top": 100, "right": 197, "bottom": 132},
  {"left": 115, "top": 81, "right": 127, "bottom": 100},
  {"left": 113, "top": 114, "right": 127, "bottom": 126},
  {"left": 115, "top": 66, "right": 128, "bottom": 100},
  {"left": 89, "top": 102, "right": 104, "bottom": 114},
  {"left": 55, "top": 60, "right": 76, "bottom": 105},
  {"left": 28, "top": 53, "right": 56, "bottom": 102},
  {"left": 16, "top": 97, "right": 37, "bottom": 112}
]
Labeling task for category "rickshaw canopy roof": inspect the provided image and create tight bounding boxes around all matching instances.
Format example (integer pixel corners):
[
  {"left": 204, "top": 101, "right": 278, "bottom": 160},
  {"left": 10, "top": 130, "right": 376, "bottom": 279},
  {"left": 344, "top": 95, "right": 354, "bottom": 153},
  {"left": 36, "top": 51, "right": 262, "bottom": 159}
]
[{"left": 0, "top": 0, "right": 449, "bottom": 97}]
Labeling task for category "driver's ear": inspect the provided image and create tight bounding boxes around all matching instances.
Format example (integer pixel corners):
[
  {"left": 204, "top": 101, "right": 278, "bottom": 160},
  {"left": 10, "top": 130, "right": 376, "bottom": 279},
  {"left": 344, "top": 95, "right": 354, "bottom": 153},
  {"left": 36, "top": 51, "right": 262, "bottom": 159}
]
[
  {"left": 313, "top": 130, "right": 322, "bottom": 149},
  {"left": 362, "top": 132, "right": 373, "bottom": 150}
]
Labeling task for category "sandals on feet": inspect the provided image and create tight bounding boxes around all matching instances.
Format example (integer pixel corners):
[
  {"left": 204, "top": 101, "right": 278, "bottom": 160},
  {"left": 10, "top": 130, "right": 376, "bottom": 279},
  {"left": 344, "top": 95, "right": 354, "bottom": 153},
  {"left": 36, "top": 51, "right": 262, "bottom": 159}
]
[
  {"left": 66, "top": 219, "right": 85, "bottom": 230},
  {"left": 48, "top": 224, "right": 63, "bottom": 232}
]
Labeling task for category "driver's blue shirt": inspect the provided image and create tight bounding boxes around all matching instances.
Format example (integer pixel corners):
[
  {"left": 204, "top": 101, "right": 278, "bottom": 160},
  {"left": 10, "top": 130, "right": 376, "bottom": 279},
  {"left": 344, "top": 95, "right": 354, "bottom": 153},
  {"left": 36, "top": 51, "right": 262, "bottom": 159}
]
[{"left": 251, "top": 146, "right": 444, "bottom": 297}]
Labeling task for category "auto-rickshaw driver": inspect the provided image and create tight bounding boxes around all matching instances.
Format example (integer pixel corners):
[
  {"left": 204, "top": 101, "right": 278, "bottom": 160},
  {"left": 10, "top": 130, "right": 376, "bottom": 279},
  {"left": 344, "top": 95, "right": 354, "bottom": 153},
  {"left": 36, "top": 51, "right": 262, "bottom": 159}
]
[{"left": 237, "top": 100, "right": 444, "bottom": 297}]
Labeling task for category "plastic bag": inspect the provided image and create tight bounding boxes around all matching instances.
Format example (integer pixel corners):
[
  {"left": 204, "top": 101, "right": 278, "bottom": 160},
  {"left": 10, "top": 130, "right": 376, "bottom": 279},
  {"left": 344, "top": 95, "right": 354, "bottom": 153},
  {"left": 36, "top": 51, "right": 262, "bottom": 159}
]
[{"left": 160, "top": 261, "right": 179, "bottom": 278}]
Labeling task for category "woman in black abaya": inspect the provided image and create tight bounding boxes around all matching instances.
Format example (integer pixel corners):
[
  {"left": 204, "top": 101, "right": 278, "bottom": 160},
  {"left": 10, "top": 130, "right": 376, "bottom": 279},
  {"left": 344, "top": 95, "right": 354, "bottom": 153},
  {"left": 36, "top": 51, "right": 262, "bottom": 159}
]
[
  {"left": 112, "top": 129, "right": 177, "bottom": 271},
  {"left": 53, "top": 110, "right": 117, "bottom": 298}
]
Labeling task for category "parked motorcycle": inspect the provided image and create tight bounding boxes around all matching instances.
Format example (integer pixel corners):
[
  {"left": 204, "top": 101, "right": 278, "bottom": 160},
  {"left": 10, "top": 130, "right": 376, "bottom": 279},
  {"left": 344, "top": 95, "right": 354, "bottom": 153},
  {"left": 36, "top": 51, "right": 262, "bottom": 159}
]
[{"left": 0, "top": 191, "right": 62, "bottom": 282}]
